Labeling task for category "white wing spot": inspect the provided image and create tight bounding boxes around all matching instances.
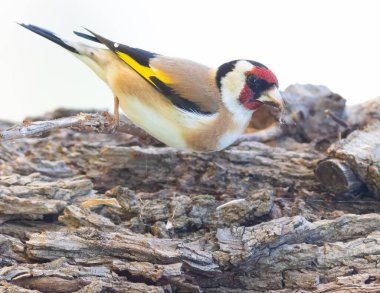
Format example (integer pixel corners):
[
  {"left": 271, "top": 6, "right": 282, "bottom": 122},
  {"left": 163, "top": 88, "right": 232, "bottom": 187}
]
[{"left": 114, "top": 43, "right": 119, "bottom": 48}]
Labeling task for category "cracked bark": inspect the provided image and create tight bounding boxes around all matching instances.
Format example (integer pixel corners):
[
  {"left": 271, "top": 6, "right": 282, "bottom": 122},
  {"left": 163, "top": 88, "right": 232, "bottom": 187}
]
[
  {"left": 0, "top": 85, "right": 380, "bottom": 292},
  {"left": 316, "top": 121, "right": 380, "bottom": 198}
]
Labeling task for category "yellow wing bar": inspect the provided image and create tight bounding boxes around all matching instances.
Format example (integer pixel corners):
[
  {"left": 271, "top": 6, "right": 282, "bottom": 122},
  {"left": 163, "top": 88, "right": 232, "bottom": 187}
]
[{"left": 116, "top": 51, "right": 172, "bottom": 85}]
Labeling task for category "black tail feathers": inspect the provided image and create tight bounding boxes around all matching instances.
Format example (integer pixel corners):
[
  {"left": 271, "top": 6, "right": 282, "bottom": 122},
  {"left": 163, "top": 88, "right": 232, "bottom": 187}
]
[
  {"left": 73, "top": 30, "right": 101, "bottom": 44},
  {"left": 19, "top": 23, "right": 79, "bottom": 54}
]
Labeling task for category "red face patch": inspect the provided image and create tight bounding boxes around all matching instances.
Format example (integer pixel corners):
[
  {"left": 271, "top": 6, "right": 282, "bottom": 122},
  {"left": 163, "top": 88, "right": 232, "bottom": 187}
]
[
  {"left": 246, "top": 67, "right": 278, "bottom": 86},
  {"left": 239, "top": 84, "right": 264, "bottom": 110}
]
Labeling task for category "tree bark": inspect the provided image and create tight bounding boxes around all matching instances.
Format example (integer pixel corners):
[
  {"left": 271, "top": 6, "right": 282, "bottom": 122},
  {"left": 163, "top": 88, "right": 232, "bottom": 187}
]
[
  {"left": 1, "top": 85, "right": 380, "bottom": 292},
  {"left": 315, "top": 158, "right": 364, "bottom": 194},
  {"left": 317, "top": 122, "right": 380, "bottom": 198}
]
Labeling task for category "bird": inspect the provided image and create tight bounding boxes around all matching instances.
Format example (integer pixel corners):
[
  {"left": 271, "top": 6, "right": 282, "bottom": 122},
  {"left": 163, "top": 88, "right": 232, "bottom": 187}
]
[{"left": 19, "top": 24, "right": 284, "bottom": 152}]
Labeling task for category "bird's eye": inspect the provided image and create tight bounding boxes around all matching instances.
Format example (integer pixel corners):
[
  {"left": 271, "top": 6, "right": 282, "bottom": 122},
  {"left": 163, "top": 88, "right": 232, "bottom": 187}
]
[
  {"left": 246, "top": 75, "right": 256, "bottom": 85},
  {"left": 247, "top": 74, "right": 268, "bottom": 91},
  {"left": 247, "top": 75, "right": 262, "bottom": 88}
]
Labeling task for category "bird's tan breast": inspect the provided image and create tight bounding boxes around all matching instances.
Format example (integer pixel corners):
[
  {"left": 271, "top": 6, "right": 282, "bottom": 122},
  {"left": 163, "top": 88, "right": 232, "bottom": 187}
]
[{"left": 182, "top": 107, "right": 246, "bottom": 152}]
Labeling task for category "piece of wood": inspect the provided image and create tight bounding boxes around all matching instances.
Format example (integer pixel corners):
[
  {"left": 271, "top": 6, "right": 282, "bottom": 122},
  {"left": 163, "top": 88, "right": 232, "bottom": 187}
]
[
  {"left": 326, "top": 122, "right": 380, "bottom": 198},
  {"left": 346, "top": 96, "right": 380, "bottom": 128},
  {"left": 0, "top": 112, "right": 159, "bottom": 145},
  {"left": 0, "top": 85, "right": 380, "bottom": 292},
  {"left": 9, "top": 214, "right": 378, "bottom": 292},
  {"left": 315, "top": 158, "right": 364, "bottom": 194}
]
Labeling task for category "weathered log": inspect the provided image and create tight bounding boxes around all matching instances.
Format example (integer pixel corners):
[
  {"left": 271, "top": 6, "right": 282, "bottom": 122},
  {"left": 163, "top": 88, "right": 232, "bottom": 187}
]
[
  {"left": 0, "top": 281, "right": 41, "bottom": 292},
  {"left": 0, "top": 126, "right": 380, "bottom": 292},
  {"left": 279, "top": 84, "right": 346, "bottom": 143},
  {"left": 0, "top": 234, "right": 26, "bottom": 266},
  {"left": 320, "top": 122, "right": 380, "bottom": 198},
  {"left": 1, "top": 85, "right": 380, "bottom": 292},
  {"left": 0, "top": 112, "right": 159, "bottom": 146},
  {"left": 0, "top": 195, "right": 66, "bottom": 224},
  {"left": 0, "top": 258, "right": 166, "bottom": 293},
  {"left": 77, "top": 143, "right": 320, "bottom": 194},
  {"left": 315, "top": 158, "right": 364, "bottom": 194},
  {"left": 8, "top": 214, "right": 377, "bottom": 292},
  {"left": 0, "top": 173, "right": 95, "bottom": 224},
  {"left": 346, "top": 96, "right": 380, "bottom": 128},
  {"left": 0, "top": 174, "right": 93, "bottom": 201}
]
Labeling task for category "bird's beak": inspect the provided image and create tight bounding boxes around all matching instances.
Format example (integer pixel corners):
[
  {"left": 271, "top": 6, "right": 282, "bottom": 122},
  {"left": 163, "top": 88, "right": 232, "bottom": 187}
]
[{"left": 257, "top": 86, "right": 284, "bottom": 110}]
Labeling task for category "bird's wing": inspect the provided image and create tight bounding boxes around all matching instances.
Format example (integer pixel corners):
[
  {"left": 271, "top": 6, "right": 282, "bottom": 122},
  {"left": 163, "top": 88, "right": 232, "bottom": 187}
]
[{"left": 76, "top": 30, "right": 220, "bottom": 114}]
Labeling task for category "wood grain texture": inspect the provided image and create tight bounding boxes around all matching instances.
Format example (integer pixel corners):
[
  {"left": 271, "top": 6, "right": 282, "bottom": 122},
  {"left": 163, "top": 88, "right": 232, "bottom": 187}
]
[{"left": 0, "top": 85, "right": 379, "bottom": 292}]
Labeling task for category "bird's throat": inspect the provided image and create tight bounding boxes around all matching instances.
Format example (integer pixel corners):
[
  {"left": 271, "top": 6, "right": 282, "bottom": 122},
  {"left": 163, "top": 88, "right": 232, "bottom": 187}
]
[{"left": 239, "top": 84, "right": 263, "bottom": 110}]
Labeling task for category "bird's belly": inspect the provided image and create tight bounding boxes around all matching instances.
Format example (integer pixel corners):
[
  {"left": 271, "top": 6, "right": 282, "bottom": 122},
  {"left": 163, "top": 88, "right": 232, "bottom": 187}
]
[
  {"left": 215, "top": 112, "right": 252, "bottom": 151},
  {"left": 118, "top": 95, "right": 188, "bottom": 150},
  {"left": 215, "top": 127, "right": 245, "bottom": 150}
]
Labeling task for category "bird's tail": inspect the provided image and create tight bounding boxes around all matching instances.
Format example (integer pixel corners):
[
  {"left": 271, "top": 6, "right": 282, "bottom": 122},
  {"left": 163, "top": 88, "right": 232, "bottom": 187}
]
[
  {"left": 19, "top": 23, "right": 81, "bottom": 54},
  {"left": 19, "top": 23, "right": 110, "bottom": 82}
]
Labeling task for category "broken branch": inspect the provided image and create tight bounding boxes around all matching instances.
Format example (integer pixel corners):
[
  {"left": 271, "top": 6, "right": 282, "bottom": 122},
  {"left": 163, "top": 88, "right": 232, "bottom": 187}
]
[{"left": 0, "top": 112, "right": 158, "bottom": 145}]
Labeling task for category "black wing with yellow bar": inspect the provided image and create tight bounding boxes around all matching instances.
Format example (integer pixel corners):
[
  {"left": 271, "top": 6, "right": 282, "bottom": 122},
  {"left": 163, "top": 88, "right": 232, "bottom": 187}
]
[{"left": 78, "top": 29, "right": 213, "bottom": 114}]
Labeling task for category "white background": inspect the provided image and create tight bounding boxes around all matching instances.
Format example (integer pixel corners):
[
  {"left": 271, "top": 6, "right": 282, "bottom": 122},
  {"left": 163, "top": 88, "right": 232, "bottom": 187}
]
[{"left": 1, "top": 0, "right": 379, "bottom": 122}]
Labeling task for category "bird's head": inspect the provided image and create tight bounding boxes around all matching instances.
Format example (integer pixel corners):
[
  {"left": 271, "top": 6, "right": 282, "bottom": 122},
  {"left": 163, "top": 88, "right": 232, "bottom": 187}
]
[{"left": 216, "top": 60, "right": 283, "bottom": 114}]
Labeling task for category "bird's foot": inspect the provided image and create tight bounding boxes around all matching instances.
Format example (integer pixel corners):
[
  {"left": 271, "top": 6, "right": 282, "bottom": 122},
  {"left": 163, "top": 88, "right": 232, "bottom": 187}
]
[
  {"left": 111, "top": 96, "right": 120, "bottom": 133},
  {"left": 109, "top": 118, "right": 119, "bottom": 134}
]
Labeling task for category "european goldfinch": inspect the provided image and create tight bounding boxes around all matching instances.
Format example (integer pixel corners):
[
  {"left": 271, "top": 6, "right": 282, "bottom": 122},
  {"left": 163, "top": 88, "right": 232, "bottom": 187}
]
[{"left": 20, "top": 24, "right": 284, "bottom": 152}]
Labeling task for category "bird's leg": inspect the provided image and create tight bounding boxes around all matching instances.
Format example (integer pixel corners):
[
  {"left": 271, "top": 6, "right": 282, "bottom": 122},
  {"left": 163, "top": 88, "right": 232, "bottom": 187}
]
[{"left": 113, "top": 96, "right": 120, "bottom": 126}]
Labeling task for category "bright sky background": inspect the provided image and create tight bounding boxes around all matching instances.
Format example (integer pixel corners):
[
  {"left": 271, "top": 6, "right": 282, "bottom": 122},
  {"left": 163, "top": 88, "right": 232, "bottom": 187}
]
[{"left": 1, "top": 0, "right": 380, "bottom": 122}]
